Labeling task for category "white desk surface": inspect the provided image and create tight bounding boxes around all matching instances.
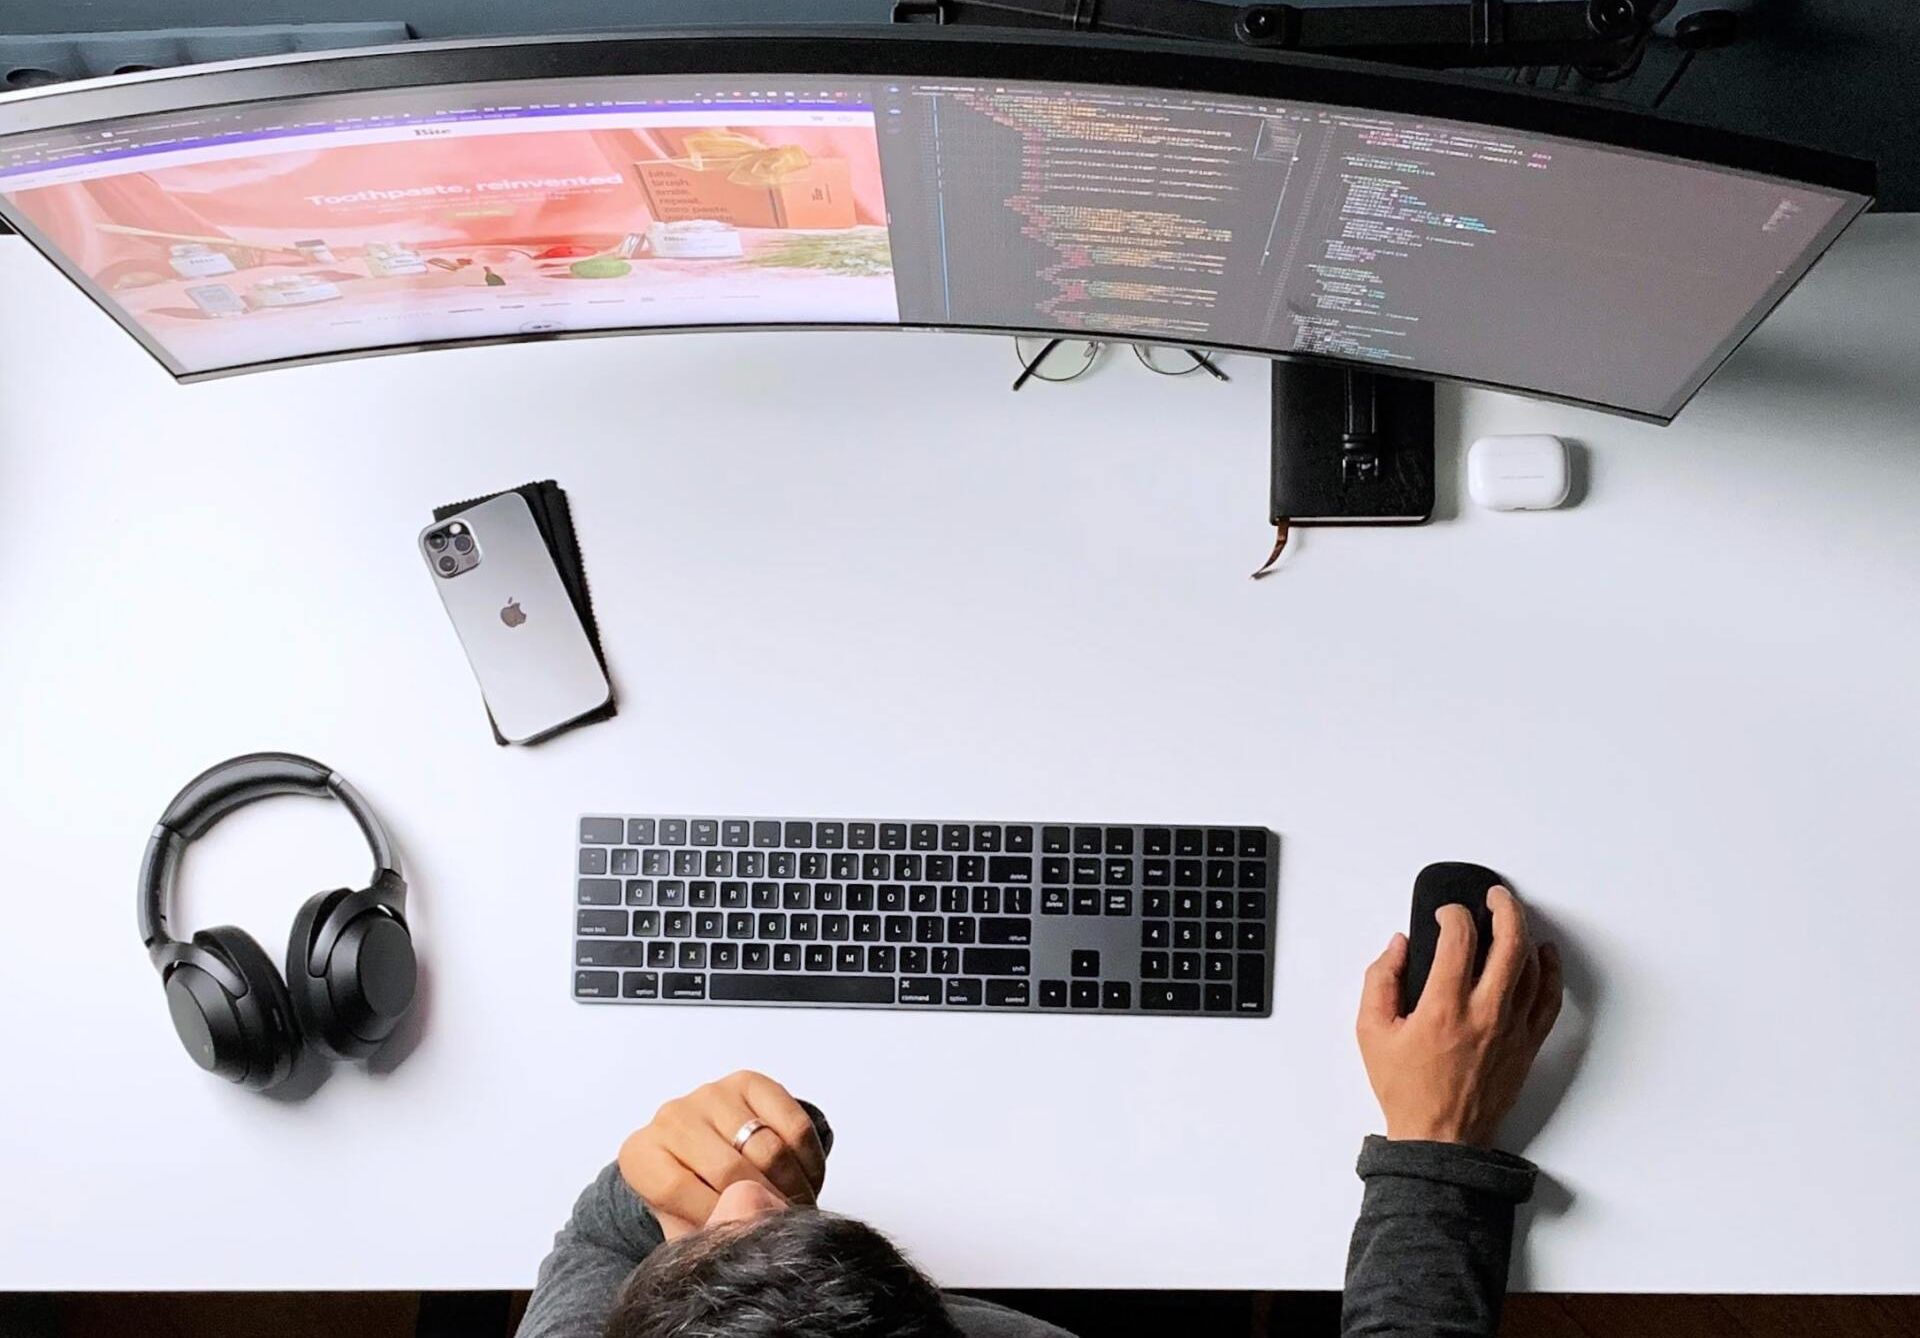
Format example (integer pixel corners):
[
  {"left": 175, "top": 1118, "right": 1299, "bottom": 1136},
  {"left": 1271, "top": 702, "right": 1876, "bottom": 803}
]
[{"left": 3, "top": 216, "right": 1918, "bottom": 1295}]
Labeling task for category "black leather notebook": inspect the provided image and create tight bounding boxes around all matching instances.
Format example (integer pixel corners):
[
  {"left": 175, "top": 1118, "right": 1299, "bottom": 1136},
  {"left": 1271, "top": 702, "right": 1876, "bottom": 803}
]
[{"left": 432, "top": 479, "right": 616, "bottom": 744}]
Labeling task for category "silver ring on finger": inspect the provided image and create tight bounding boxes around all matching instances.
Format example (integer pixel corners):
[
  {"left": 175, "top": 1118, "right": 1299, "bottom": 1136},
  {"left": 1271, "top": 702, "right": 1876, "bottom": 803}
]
[{"left": 731, "top": 1118, "right": 770, "bottom": 1153}]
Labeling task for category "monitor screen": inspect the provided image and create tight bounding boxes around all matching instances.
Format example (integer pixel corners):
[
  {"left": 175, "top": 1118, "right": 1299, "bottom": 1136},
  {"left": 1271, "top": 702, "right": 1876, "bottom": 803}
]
[{"left": 0, "top": 33, "right": 1872, "bottom": 418}]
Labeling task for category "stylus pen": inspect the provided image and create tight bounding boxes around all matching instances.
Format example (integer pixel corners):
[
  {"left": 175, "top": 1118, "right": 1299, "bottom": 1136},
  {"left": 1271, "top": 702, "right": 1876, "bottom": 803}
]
[{"left": 1011, "top": 337, "right": 1063, "bottom": 392}]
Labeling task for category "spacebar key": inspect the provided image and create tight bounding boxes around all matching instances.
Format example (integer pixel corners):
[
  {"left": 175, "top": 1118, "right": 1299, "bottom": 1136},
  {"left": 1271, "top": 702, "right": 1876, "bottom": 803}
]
[{"left": 710, "top": 974, "right": 896, "bottom": 1005}]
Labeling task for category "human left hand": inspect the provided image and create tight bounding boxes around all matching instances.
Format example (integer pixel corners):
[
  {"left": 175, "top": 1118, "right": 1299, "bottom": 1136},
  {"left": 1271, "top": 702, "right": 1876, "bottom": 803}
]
[{"left": 617, "top": 1070, "right": 829, "bottom": 1238}]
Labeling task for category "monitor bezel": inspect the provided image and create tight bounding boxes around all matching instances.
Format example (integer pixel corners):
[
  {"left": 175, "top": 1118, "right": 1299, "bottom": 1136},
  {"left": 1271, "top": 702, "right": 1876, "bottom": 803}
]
[{"left": 0, "top": 27, "right": 1877, "bottom": 420}]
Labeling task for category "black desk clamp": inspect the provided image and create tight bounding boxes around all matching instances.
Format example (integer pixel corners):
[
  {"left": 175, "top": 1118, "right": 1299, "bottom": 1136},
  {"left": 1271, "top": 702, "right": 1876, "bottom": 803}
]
[{"left": 895, "top": 0, "right": 1671, "bottom": 566}]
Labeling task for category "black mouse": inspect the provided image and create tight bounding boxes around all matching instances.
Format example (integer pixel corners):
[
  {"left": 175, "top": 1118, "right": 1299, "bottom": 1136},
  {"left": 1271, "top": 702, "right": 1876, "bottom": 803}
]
[{"left": 1401, "top": 862, "right": 1503, "bottom": 1014}]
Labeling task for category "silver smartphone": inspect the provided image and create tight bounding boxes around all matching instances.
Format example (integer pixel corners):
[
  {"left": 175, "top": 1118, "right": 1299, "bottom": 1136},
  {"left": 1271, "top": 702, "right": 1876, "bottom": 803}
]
[{"left": 419, "top": 492, "right": 612, "bottom": 744}]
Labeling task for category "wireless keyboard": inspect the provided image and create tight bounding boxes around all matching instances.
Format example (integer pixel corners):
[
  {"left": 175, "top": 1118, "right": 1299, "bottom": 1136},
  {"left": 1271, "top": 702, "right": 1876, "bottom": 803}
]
[{"left": 574, "top": 816, "right": 1277, "bottom": 1016}]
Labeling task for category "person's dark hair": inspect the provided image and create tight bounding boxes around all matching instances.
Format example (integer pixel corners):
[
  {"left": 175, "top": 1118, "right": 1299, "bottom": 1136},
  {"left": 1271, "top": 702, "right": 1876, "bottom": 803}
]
[{"left": 606, "top": 1209, "right": 962, "bottom": 1338}]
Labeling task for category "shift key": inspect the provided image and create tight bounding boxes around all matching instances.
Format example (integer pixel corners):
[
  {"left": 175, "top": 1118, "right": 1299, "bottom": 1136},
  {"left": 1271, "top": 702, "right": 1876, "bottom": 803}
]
[{"left": 962, "top": 948, "right": 1030, "bottom": 976}]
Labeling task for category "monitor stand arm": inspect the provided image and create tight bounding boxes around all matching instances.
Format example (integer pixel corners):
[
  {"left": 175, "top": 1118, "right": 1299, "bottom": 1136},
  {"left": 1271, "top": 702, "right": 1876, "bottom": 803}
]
[{"left": 892, "top": 0, "right": 1666, "bottom": 73}]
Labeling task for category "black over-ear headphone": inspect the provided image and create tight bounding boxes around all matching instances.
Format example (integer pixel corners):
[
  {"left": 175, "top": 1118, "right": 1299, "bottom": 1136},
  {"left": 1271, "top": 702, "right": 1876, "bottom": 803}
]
[{"left": 137, "top": 752, "right": 417, "bottom": 1091}]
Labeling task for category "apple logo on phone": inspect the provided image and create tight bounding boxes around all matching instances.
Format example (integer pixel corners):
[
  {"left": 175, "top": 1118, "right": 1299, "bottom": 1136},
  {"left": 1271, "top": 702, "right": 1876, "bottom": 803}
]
[{"left": 500, "top": 598, "right": 527, "bottom": 628}]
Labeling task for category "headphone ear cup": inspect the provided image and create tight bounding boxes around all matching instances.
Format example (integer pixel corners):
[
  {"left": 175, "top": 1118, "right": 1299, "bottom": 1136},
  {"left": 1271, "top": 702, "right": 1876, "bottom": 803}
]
[
  {"left": 288, "top": 888, "right": 417, "bottom": 1061},
  {"left": 287, "top": 889, "right": 349, "bottom": 1054},
  {"left": 178, "top": 927, "right": 302, "bottom": 1091}
]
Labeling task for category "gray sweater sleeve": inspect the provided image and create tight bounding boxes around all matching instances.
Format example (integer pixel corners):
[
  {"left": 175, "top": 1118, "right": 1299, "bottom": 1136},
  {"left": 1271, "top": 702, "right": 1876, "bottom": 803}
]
[
  {"left": 1340, "top": 1136, "right": 1538, "bottom": 1338},
  {"left": 515, "top": 1162, "right": 664, "bottom": 1338}
]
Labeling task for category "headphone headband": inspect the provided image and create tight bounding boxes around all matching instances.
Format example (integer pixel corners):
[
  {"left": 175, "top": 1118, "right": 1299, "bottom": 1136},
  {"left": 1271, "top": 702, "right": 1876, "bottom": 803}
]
[{"left": 138, "top": 752, "right": 401, "bottom": 954}]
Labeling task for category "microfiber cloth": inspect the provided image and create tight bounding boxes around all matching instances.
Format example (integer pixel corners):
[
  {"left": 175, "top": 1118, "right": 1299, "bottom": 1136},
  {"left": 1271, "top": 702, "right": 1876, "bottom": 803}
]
[{"left": 433, "top": 479, "right": 616, "bottom": 745}]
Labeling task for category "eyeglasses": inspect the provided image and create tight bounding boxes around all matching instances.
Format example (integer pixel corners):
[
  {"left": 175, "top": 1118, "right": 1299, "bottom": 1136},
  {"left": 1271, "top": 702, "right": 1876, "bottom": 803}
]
[{"left": 1010, "top": 337, "right": 1230, "bottom": 391}]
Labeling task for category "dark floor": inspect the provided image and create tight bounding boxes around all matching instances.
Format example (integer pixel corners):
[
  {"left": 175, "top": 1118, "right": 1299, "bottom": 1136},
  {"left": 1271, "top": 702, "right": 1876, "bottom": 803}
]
[{"left": 3, "top": 1292, "right": 1918, "bottom": 1337}]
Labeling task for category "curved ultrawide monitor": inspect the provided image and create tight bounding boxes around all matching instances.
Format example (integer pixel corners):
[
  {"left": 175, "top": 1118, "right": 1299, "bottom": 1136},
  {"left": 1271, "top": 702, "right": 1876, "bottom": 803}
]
[{"left": 0, "top": 29, "right": 1874, "bottom": 419}]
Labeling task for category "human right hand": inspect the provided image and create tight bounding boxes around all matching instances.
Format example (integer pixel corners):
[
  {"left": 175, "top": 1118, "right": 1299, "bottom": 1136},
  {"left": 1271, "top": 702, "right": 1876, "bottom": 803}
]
[
  {"left": 1356, "top": 886, "right": 1563, "bottom": 1148},
  {"left": 617, "top": 1070, "right": 829, "bottom": 1238}
]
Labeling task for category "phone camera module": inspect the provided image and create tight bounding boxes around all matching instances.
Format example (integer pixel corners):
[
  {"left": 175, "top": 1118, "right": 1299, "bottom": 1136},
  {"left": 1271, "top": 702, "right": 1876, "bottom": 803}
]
[{"left": 426, "top": 520, "right": 479, "bottom": 578}]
